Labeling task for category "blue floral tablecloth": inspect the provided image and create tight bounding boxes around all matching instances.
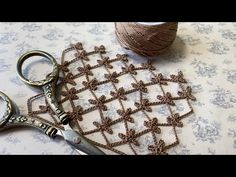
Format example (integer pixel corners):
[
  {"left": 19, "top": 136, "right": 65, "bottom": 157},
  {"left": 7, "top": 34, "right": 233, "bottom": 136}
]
[{"left": 0, "top": 22, "right": 236, "bottom": 154}]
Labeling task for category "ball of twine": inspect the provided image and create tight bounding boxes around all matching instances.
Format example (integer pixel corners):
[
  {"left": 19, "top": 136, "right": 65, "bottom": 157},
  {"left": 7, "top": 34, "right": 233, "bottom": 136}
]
[{"left": 115, "top": 22, "right": 178, "bottom": 57}]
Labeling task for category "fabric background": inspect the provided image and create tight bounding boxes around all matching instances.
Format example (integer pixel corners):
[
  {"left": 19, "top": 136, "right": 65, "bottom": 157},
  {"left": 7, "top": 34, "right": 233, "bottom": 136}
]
[{"left": 0, "top": 22, "right": 235, "bottom": 154}]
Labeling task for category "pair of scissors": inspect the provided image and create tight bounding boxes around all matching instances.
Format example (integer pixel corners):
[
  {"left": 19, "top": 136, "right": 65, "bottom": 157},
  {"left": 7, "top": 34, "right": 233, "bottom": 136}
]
[{"left": 0, "top": 50, "right": 105, "bottom": 155}]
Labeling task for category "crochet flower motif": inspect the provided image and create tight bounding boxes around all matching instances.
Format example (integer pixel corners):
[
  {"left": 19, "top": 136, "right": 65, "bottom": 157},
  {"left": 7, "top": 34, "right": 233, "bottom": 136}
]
[
  {"left": 60, "top": 72, "right": 76, "bottom": 86},
  {"left": 74, "top": 50, "right": 89, "bottom": 61},
  {"left": 59, "top": 61, "right": 70, "bottom": 72},
  {"left": 170, "top": 71, "right": 187, "bottom": 83},
  {"left": 132, "top": 81, "right": 148, "bottom": 93},
  {"left": 88, "top": 95, "right": 107, "bottom": 111},
  {"left": 134, "top": 99, "right": 152, "bottom": 112},
  {"left": 68, "top": 105, "right": 84, "bottom": 121},
  {"left": 117, "top": 108, "right": 134, "bottom": 123},
  {"left": 177, "top": 86, "right": 196, "bottom": 101},
  {"left": 167, "top": 113, "right": 183, "bottom": 127},
  {"left": 157, "top": 92, "right": 175, "bottom": 106},
  {"left": 122, "top": 64, "right": 137, "bottom": 75},
  {"left": 74, "top": 42, "right": 83, "bottom": 50},
  {"left": 144, "top": 118, "right": 161, "bottom": 133},
  {"left": 38, "top": 105, "right": 48, "bottom": 112},
  {"left": 78, "top": 64, "right": 93, "bottom": 76},
  {"left": 104, "top": 72, "right": 119, "bottom": 83},
  {"left": 110, "top": 87, "right": 127, "bottom": 100},
  {"left": 97, "top": 57, "right": 113, "bottom": 69},
  {"left": 94, "top": 45, "right": 106, "bottom": 53},
  {"left": 39, "top": 105, "right": 54, "bottom": 115},
  {"left": 116, "top": 54, "right": 128, "bottom": 62},
  {"left": 118, "top": 129, "right": 139, "bottom": 146},
  {"left": 82, "top": 78, "right": 98, "bottom": 91},
  {"left": 148, "top": 140, "right": 167, "bottom": 155},
  {"left": 151, "top": 73, "right": 168, "bottom": 85},
  {"left": 61, "top": 87, "right": 79, "bottom": 101},
  {"left": 93, "top": 117, "right": 113, "bottom": 134},
  {"left": 141, "top": 62, "right": 156, "bottom": 70}
]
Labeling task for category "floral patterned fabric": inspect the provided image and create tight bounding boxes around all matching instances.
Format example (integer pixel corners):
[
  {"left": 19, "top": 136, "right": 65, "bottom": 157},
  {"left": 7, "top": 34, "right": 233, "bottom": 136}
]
[{"left": 0, "top": 22, "right": 235, "bottom": 154}]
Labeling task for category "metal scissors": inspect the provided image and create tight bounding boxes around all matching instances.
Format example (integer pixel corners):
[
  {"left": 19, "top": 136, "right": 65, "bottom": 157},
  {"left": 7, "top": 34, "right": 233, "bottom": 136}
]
[{"left": 0, "top": 50, "right": 104, "bottom": 155}]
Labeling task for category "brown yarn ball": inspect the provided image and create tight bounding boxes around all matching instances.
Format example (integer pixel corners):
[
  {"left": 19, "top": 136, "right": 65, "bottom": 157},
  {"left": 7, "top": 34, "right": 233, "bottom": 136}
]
[{"left": 115, "top": 22, "right": 178, "bottom": 57}]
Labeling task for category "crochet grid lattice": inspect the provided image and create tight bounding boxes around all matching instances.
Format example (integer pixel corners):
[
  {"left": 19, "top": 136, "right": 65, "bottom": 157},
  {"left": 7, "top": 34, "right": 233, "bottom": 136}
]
[{"left": 27, "top": 42, "right": 196, "bottom": 155}]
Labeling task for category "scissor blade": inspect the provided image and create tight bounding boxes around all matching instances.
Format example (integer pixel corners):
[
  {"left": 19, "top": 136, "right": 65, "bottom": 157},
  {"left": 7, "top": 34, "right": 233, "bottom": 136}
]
[
  {"left": 75, "top": 149, "right": 87, "bottom": 155},
  {"left": 60, "top": 128, "right": 105, "bottom": 155}
]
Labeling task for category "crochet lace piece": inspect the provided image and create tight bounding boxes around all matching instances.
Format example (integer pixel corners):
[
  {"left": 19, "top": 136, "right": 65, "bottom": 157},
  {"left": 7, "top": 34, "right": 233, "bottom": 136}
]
[{"left": 27, "top": 42, "right": 196, "bottom": 155}]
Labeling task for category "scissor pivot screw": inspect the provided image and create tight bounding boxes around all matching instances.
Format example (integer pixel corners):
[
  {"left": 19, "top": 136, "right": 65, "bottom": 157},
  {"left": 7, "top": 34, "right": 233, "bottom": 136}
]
[{"left": 73, "top": 137, "right": 81, "bottom": 144}]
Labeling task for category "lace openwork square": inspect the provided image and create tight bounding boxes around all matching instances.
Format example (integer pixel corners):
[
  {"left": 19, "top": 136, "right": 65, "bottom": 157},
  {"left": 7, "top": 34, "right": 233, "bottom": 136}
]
[{"left": 27, "top": 42, "right": 196, "bottom": 155}]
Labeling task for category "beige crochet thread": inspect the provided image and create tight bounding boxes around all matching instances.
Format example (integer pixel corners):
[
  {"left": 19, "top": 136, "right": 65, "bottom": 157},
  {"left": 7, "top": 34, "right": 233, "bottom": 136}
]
[{"left": 115, "top": 22, "right": 178, "bottom": 57}]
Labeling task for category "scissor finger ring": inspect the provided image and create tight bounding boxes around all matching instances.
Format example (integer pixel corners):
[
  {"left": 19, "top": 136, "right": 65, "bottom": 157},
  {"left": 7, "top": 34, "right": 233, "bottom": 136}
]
[
  {"left": 16, "top": 50, "right": 59, "bottom": 87},
  {"left": 0, "top": 91, "right": 13, "bottom": 128},
  {"left": 16, "top": 50, "right": 70, "bottom": 125}
]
